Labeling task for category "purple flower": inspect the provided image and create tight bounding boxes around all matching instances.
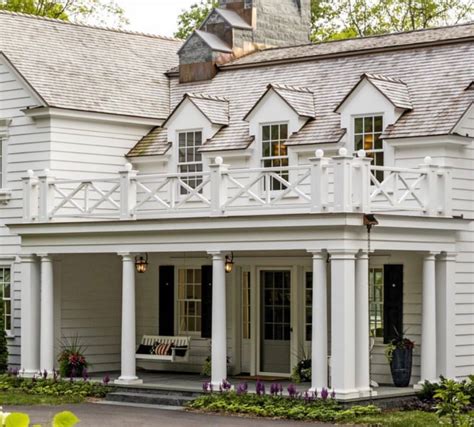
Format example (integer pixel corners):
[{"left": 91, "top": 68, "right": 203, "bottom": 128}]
[
  {"left": 331, "top": 390, "right": 336, "bottom": 399},
  {"left": 287, "top": 383, "right": 297, "bottom": 398},
  {"left": 303, "top": 391, "right": 315, "bottom": 403},
  {"left": 320, "top": 387, "right": 329, "bottom": 400},
  {"left": 202, "top": 381, "right": 213, "bottom": 393},
  {"left": 270, "top": 383, "right": 283, "bottom": 396},
  {"left": 82, "top": 368, "right": 89, "bottom": 381},
  {"left": 31, "top": 375, "right": 37, "bottom": 384},
  {"left": 103, "top": 374, "right": 110, "bottom": 385},
  {"left": 221, "top": 379, "right": 232, "bottom": 392},
  {"left": 313, "top": 389, "right": 318, "bottom": 399},
  {"left": 236, "top": 382, "right": 248, "bottom": 395},
  {"left": 256, "top": 380, "right": 265, "bottom": 396},
  {"left": 53, "top": 370, "right": 58, "bottom": 382},
  {"left": 43, "top": 369, "right": 48, "bottom": 380}
]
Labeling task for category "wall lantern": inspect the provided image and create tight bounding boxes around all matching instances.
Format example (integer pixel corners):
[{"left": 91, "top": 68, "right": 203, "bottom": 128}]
[
  {"left": 135, "top": 253, "right": 149, "bottom": 274},
  {"left": 225, "top": 253, "right": 234, "bottom": 274}
]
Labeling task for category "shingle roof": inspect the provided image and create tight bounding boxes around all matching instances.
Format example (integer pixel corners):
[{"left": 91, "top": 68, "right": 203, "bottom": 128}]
[
  {"left": 335, "top": 73, "right": 413, "bottom": 112},
  {"left": 244, "top": 83, "right": 315, "bottom": 120},
  {"left": 194, "top": 30, "right": 233, "bottom": 53},
  {"left": 167, "top": 25, "right": 473, "bottom": 151},
  {"left": 127, "top": 127, "right": 170, "bottom": 157},
  {"left": 187, "top": 93, "right": 230, "bottom": 126},
  {"left": 0, "top": 11, "right": 182, "bottom": 119},
  {"left": 223, "top": 23, "right": 474, "bottom": 68}
]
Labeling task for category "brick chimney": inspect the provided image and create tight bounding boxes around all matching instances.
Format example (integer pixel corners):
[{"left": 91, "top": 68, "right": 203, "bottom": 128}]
[{"left": 178, "top": 0, "right": 311, "bottom": 83}]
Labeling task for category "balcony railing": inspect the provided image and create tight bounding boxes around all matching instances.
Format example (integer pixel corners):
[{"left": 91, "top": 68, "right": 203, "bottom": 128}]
[{"left": 22, "top": 149, "right": 452, "bottom": 222}]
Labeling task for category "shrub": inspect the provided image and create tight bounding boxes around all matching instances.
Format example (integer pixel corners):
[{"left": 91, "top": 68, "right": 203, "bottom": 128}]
[
  {"left": 434, "top": 378, "right": 472, "bottom": 427},
  {"left": 57, "top": 336, "right": 88, "bottom": 378},
  {"left": 0, "top": 298, "right": 8, "bottom": 374}
]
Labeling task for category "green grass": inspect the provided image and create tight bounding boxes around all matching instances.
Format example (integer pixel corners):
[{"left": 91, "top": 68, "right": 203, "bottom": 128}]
[
  {"left": 0, "top": 390, "right": 84, "bottom": 405},
  {"left": 345, "top": 410, "right": 440, "bottom": 426}
]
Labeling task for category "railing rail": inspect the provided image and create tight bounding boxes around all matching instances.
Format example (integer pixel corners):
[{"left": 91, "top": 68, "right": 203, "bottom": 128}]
[{"left": 22, "top": 150, "right": 452, "bottom": 222}]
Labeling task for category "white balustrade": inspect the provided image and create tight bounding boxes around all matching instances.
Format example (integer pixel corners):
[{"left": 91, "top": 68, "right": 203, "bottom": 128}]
[{"left": 22, "top": 153, "right": 452, "bottom": 222}]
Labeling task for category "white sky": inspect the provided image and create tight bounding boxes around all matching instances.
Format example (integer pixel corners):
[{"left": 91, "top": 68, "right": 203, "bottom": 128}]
[{"left": 116, "top": 0, "right": 198, "bottom": 37}]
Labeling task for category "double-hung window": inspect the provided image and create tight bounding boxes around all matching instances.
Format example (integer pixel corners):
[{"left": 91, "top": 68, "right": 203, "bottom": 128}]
[
  {"left": 178, "top": 131, "right": 203, "bottom": 195},
  {"left": 0, "top": 267, "right": 11, "bottom": 334},
  {"left": 177, "top": 268, "right": 202, "bottom": 335},
  {"left": 354, "top": 115, "right": 384, "bottom": 181},
  {"left": 261, "top": 123, "right": 289, "bottom": 191}
]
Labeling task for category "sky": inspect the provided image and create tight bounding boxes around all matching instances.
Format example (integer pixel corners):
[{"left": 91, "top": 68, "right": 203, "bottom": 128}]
[{"left": 115, "top": 0, "right": 198, "bottom": 37}]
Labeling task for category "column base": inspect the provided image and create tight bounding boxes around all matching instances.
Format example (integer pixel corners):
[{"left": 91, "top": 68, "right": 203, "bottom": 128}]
[
  {"left": 20, "top": 369, "right": 40, "bottom": 378},
  {"left": 115, "top": 376, "right": 143, "bottom": 385},
  {"left": 414, "top": 379, "right": 437, "bottom": 390},
  {"left": 308, "top": 387, "right": 329, "bottom": 395}
]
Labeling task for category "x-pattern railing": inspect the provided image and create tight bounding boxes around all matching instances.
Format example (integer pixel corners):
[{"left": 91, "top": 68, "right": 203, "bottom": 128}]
[
  {"left": 134, "top": 173, "right": 211, "bottom": 213},
  {"left": 369, "top": 166, "right": 427, "bottom": 211},
  {"left": 224, "top": 166, "right": 311, "bottom": 209},
  {"left": 50, "top": 179, "right": 121, "bottom": 218}
]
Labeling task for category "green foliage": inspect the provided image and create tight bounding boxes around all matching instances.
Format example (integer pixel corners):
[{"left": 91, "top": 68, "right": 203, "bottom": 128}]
[
  {"left": 290, "top": 358, "right": 311, "bottom": 383},
  {"left": 418, "top": 376, "right": 474, "bottom": 406},
  {"left": 434, "top": 379, "right": 472, "bottom": 426},
  {"left": 0, "top": 298, "right": 9, "bottom": 374},
  {"left": 175, "top": 0, "right": 473, "bottom": 41},
  {"left": 0, "top": 374, "right": 110, "bottom": 400},
  {"left": 188, "top": 392, "right": 381, "bottom": 422},
  {"left": 57, "top": 335, "right": 88, "bottom": 378},
  {"left": 175, "top": 0, "right": 218, "bottom": 39},
  {"left": 0, "top": 0, "right": 128, "bottom": 27},
  {"left": 52, "top": 411, "right": 79, "bottom": 427},
  {"left": 5, "top": 413, "right": 29, "bottom": 427}
]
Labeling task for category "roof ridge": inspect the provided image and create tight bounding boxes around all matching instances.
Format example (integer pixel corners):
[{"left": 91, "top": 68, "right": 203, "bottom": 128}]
[
  {"left": 222, "top": 21, "right": 474, "bottom": 67},
  {"left": 363, "top": 73, "right": 407, "bottom": 84},
  {"left": 186, "top": 92, "right": 229, "bottom": 102},
  {"left": 0, "top": 9, "right": 181, "bottom": 42},
  {"left": 270, "top": 83, "right": 313, "bottom": 93}
]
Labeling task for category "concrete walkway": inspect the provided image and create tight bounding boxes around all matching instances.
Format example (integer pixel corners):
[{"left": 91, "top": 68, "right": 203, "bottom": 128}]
[{"left": 5, "top": 403, "right": 333, "bottom": 426}]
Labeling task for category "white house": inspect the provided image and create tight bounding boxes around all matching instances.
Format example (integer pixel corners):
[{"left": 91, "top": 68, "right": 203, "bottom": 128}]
[{"left": 0, "top": 0, "right": 473, "bottom": 400}]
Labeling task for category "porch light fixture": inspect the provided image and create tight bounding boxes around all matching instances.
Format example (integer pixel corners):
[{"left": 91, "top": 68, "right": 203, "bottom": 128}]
[
  {"left": 135, "top": 253, "right": 149, "bottom": 274},
  {"left": 225, "top": 253, "right": 234, "bottom": 274}
]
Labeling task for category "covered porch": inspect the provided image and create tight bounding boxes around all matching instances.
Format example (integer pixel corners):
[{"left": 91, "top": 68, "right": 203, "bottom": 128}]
[{"left": 11, "top": 211, "right": 463, "bottom": 400}]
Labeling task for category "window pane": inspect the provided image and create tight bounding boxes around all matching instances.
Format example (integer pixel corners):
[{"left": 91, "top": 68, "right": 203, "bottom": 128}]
[
  {"left": 280, "top": 124, "right": 288, "bottom": 140},
  {"left": 374, "top": 134, "right": 383, "bottom": 150},
  {"left": 364, "top": 116, "right": 373, "bottom": 133},
  {"left": 364, "top": 134, "right": 374, "bottom": 151},
  {"left": 271, "top": 124, "right": 279, "bottom": 140},
  {"left": 354, "top": 117, "right": 363, "bottom": 134},
  {"left": 355, "top": 134, "right": 363, "bottom": 151},
  {"left": 374, "top": 116, "right": 383, "bottom": 132},
  {"left": 262, "top": 125, "right": 270, "bottom": 141},
  {"left": 177, "top": 268, "right": 202, "bottom": 335}
]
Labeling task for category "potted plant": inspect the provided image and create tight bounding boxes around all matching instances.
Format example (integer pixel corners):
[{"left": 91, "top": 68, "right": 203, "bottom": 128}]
[
  {"left": 58, "top": 336, "right": 88, "bottom": 378},
  {"left": 385, "top": 329, "right": 415, "bottom": 387}
]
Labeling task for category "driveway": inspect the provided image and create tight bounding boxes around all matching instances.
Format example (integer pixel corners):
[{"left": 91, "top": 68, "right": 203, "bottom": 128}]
[{"left": 5, "top": 403, "right": 333, "bottom": 426}]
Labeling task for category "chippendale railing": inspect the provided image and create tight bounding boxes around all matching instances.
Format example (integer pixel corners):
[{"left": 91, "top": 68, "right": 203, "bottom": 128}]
[{"left": 22, "top": 149, "right": 452, "bottom": 222}]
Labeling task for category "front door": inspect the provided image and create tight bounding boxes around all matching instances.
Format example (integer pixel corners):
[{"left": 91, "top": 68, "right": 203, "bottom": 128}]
[{"left": 260, "top": 270, "right": 291, "bottom": 374}]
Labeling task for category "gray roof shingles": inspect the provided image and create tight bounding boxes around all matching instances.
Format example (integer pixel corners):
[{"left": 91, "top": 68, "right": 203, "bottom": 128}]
[
  {"left": 127, "top": 127, "right": 170, "bottom": 157},
  {"left": 0, "top": 11, "right": 182, "bottom": 119}
]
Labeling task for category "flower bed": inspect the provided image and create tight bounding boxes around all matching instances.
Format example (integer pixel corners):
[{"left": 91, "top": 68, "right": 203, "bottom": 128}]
[
  {"left": 189, "top": 382, "right": 380, "bottom": 423},
  {"left": 0, "top": 371, "right": 111, "bottom": 402}
]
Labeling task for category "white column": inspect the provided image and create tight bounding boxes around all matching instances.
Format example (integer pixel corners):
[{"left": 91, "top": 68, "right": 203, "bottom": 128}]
[
  {"left": 330, "top": 249, "right": 358, "bottom": 398},
  {"left": 436, "top": 252, "right": 456, "bottom": 379},
  {"left": 355, "top": 251, "right": 371, "bottom": 395},
  {"left": 20, "top": 255, "right": 40, "bottom": 377},
  {"left": 209, "top": 252, "right": 227, "bottom": 388},
  {"left": 309, "top": 251, "right": 328, "bottom": 393},
  {"left": 115, "top": 253, "right": 142, "bottom": 385},
  {"left": 420, "top": 252, "right": 438, "bottom": 384},
  {"left": 39, "top": 255, "right": 54, "bottom": 373}
]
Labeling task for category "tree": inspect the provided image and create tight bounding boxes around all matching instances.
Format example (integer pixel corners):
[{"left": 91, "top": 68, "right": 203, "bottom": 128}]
[
  {"left": 175, "top": 0, "right": 474, "bottom": 41},
  {"left": 0, "top": 0, "right": 129, "bottom": 27},
  {"left": 175, "top": 0, "right": 218, "bottom": 39}
]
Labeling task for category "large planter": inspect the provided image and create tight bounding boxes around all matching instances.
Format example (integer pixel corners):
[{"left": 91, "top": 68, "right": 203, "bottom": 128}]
[{"left": 390, "top": 347, "right": 413, "bottom": 387}]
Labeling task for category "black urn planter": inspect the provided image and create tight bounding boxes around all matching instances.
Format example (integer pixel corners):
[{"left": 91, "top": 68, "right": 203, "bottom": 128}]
[{"left": 390, "top": 347, "right": 413, "bottom": 387}]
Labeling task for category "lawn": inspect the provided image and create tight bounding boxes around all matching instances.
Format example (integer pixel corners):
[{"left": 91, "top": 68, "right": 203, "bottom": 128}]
[{"left": 0, "top": 390, "right": 85, "bottom": 405}]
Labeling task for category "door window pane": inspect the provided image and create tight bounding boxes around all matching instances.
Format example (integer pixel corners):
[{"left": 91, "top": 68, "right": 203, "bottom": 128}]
[{"left": 369, "top": 267, "right": 384, "bottom": 338}]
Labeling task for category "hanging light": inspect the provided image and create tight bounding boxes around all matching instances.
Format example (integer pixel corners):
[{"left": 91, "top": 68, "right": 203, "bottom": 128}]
[
  {"left": 225, "top": 253, "right": 234, "bottom": 274},
  {"left": 135, "top": 253, "right": 149, "bottom": 274}
]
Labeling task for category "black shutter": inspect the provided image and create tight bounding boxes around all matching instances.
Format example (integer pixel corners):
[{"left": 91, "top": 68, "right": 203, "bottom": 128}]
[
  {"left": 383, "top": 265, "right": 403, "bottom": 344},
  {"left": 201, "top": 265, "right": 213, "bottom": 339},
  {"left": 159, "top": 266, "right": 174, "bottom": 336}
]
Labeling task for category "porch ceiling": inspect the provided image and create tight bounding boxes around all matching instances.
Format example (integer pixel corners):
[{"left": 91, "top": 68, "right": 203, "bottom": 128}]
[{"left": 9, "top": 212, "right": 465, "bottom": 255}]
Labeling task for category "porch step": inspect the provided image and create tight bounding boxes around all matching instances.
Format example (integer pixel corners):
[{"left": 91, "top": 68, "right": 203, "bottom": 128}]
[{"left": 105, "top": 391, "right": 197, "bottom": 407}]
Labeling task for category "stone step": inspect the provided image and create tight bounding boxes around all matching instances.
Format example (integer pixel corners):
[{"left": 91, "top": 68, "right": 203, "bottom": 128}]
[
  {"left": 106, "top": 391, "right": 196, "bottom": 407},
  {"left": 112, "top": 386, "right": 201, "bottom": 398}
]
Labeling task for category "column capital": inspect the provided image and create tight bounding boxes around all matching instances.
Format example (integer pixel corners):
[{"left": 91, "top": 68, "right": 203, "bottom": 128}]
[
  {"left": 307, "top": 250, "right": 326, "bottom": 259},
  {"left": 329, "top": 249, "right": 359, "bottom": 260},
  {"left": 355, "top": 250, "right": 369, "bottom": 260},
  {"left": 207, "top": 251, "right": 224, "bottom": 260},
  {"left": 423, "top": 251, "right": 439, "bottom": 261},
  {"left": 37, "top": 254, "right": 52, "bottom": 262},
  {"left": 19, "top": 254, "right": 37, "bottom": 263},
  {"left": 118, "top": 253, "right": 134, "bottom": 261}
]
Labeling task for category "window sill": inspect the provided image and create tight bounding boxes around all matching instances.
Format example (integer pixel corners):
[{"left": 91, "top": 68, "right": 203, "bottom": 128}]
[
  {"left": 0, "top": 189, "right": 12, "bottom": 205},
  {"left": 6, "top": 334, "right": 15, "bottom": 340}
]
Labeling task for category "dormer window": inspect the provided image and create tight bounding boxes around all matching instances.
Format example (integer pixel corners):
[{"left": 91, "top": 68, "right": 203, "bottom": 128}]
[
  {"left": 261, "top": 123, "right": 289, "bottom": 191},
  {"left": 178, "top": 131, "right": 203, "bottom": 194},
  {"left": 354, "top": 115, "right": 384, "bottom": 181}
]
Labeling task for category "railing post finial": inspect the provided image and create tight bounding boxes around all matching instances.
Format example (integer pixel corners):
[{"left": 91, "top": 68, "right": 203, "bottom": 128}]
[
  {"left": 23, "top": 170, "right": 39, "bottom": 222},
  {"left": 210, "top": 158, "right": 228, "bottom": 216},
  {"left": 38, "top": 169, "right": 55, "bottom": 222}
]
